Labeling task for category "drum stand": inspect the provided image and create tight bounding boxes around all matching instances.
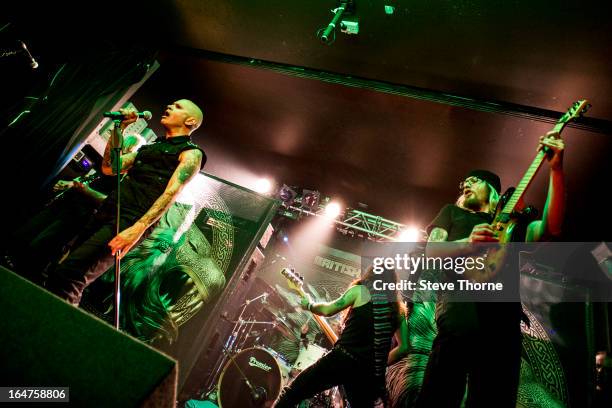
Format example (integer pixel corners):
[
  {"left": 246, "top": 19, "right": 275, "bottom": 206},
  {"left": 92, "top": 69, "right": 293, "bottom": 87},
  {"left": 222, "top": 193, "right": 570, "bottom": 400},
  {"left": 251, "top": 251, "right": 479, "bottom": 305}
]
[{"left": 203, "top": 292, "right": 280, "bottom": 399}]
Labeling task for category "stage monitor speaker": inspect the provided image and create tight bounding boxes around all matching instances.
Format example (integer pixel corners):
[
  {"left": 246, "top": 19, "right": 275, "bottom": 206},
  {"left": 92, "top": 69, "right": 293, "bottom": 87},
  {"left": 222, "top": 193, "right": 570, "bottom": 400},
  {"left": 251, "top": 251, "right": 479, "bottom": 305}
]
[
  {"left": 521, "top": 272, "right": 596, "bottom": 407},
  {"left": 0, "top": 266, "right": 178, "bottom": 407}
]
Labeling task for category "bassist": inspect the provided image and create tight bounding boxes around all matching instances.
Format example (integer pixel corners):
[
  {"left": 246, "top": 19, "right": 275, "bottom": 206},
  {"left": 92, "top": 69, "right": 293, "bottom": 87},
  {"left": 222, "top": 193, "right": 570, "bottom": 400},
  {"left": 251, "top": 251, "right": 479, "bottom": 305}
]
[
  {"left": 274, "top": 267, "right": 409, "bottom": 408},
  {"left": 416, "top": 131, "right": 566, "bottom": 407}
]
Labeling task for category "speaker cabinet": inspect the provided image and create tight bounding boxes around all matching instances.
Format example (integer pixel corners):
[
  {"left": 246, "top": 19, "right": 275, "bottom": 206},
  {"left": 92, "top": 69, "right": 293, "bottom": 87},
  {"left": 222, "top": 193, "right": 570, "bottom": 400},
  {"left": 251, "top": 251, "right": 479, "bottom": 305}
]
[{"left": 0, "top": 266, "right": 178, "bottom": 407}]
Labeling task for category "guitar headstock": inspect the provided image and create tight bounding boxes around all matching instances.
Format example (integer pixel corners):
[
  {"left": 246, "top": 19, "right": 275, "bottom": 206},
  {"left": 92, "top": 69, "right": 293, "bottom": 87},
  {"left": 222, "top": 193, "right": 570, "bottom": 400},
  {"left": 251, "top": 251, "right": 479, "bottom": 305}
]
[
  {"left": 280, "top": 267, "right": 305, "bottom": 295},
  {"left": 558, "top": 99, "right": 590, "bottom": 127}
]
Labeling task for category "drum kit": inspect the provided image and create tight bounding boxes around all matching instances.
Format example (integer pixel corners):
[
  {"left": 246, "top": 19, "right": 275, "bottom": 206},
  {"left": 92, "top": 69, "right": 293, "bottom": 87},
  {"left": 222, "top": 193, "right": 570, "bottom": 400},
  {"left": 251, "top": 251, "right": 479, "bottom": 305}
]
[{"left": 205, "top": 290, "right": 345, "bottom": 408}]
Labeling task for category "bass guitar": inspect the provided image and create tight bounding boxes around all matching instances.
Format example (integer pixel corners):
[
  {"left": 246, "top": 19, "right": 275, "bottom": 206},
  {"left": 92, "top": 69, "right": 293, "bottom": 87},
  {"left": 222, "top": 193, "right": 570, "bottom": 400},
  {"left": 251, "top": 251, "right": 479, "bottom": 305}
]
[
  {"left": 465, "top": 99, "right": 590, "bottom": 282},
  {"left": 280, "top": 267, "right": 338, "bottom": 344}
]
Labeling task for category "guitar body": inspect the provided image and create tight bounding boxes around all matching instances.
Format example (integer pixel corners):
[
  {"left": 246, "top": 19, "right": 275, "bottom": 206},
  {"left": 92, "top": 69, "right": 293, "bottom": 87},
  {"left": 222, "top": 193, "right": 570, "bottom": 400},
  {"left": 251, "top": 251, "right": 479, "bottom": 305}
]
[
  {"left": 464, "top": 189, "right": 519, "bottom": 282},
  {"left": 464, "top": 212, "right": 518, "bottom": 282}
]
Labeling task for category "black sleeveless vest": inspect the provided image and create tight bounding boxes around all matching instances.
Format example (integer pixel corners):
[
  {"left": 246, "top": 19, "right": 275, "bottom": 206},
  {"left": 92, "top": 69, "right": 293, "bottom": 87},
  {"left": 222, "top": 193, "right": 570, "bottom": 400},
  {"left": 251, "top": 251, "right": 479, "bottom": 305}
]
[{"left": 101, "top": 135, "right": 205, "bottom": 219}]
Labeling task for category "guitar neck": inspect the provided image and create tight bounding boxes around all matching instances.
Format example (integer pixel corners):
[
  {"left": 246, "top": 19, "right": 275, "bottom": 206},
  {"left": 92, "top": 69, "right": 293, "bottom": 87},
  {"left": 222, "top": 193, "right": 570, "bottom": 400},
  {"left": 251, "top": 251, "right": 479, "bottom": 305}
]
[
  {"left": 312, "top": 314, "right": 339, "bottom": 344},
  {"left": 282, "top": 268, "right": 340, "bottom": 344},
  {"left": 298, "top": 288, "right": 338, "bottom": 344},
  {"left": 501, "top": 120, "right": 566, "bottom": 215}
]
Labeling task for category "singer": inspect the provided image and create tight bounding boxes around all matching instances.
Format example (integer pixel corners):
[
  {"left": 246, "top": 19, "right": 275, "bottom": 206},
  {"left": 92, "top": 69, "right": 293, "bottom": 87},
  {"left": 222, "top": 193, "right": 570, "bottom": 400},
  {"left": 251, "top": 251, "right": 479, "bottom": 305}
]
[{"left": 46, "top": 99, "right": 206, "bottom": 306}]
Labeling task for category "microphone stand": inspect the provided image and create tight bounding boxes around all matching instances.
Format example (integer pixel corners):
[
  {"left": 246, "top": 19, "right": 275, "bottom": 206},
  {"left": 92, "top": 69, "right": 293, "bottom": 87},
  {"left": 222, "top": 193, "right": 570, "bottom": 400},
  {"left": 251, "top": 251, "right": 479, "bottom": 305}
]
[{"left": 111, "top": 120, "right": 123, "bottom": 330}]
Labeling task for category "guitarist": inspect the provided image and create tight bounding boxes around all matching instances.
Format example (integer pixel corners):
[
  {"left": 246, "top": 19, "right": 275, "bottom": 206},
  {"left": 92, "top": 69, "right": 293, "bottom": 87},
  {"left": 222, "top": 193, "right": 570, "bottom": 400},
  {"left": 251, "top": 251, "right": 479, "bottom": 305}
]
[
  {"left": 274, "top": 266, "right": 410, "bottom": 408},
  {"left": 416, "top": 131, "right": 565, "bottom": 408},
  {"left": 7, "top": 134, "right": 145, "bottom": 285}
]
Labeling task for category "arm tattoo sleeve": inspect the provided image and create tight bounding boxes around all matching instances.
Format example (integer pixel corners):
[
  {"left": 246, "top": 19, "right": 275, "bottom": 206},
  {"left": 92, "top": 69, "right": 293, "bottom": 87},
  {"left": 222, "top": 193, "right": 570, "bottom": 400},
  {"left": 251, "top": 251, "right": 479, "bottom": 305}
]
[
  {"left": 428, "top": 227, "right": 449, "bottom": 242},
  {"left": 102, "top": 142, "right": 112, "bottom": 172},
  {"left": 120, "top": 152, "right": 137, "bottom": 172},
  {"left": 333, "top": 297, "right": 347, "bottom": 308},
  {"left": 136, "top": 149, "right": 202, "bottom": 228}
]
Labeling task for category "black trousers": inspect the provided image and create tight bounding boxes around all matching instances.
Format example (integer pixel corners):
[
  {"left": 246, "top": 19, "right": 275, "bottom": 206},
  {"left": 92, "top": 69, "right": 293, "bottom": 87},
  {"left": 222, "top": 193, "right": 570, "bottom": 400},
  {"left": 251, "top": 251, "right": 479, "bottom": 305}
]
[
  {"left": 46, "top": 211, "right": 141, "bottom": 305},
  {"left": 416, "top": 324, "right": 522, "bottom": 408},
  {"left": 274, "top": 347, "right": 382, "bottom": 408},
  {"left": 10, "top": 198, "right": 96, "bottom": 283}
]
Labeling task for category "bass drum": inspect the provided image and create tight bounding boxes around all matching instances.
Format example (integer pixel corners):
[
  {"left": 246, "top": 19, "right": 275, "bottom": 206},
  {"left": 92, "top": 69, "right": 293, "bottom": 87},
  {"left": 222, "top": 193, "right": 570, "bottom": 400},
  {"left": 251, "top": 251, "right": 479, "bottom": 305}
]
[{"left": 218, "top": 347, "right": 290, "bottom": 408}]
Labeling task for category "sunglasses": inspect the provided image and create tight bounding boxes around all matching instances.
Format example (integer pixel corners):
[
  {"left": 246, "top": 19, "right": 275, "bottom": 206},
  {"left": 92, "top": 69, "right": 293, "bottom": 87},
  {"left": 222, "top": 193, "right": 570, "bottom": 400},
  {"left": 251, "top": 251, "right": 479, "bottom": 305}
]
[{"left": 459, "top": 176, "right": 485, "bottom": 190}]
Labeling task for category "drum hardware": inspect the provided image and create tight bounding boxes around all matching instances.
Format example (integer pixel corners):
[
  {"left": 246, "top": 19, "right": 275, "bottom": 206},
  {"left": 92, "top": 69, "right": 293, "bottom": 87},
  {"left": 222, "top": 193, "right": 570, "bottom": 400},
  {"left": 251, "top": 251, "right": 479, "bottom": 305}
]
[{"left": 203, "top": 291, "right": 285, "bottom": 399}]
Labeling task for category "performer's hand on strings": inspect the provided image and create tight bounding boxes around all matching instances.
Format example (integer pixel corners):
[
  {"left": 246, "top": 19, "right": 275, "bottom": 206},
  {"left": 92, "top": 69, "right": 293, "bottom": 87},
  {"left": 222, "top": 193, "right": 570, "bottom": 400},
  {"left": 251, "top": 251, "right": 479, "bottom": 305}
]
[
  {"left": 72, "top": 181, "right": 87, "bottom": 191},
  {"left": 537, "top": 130, "right": 565, "bottom": 171},
  {"left": 53, "top": 180, "right": 74, "bottom": 192},
  {"left": 468, "top": 223, "right": 499, "bottom": 243},
  {"left": 108, "top": 223, "right": 146, "bottom": 259}
]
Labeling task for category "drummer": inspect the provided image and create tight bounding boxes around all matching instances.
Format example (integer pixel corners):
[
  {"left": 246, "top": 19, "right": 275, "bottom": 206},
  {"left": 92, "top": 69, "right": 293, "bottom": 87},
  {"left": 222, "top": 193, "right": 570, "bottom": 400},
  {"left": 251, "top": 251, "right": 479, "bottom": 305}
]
[{"left": 273, "top": 266, "right": 409, "bottom": 407}]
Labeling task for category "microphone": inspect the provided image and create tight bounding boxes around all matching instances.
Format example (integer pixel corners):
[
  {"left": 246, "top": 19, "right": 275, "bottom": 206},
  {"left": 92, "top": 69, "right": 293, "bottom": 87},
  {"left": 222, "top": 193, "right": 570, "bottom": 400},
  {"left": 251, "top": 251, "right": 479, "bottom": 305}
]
[
  {"left": 19, "top": 41, "right": 38, "bottom": 69},
  {"left": 103, "top": 110, "right": 152, "bottom": 121}
]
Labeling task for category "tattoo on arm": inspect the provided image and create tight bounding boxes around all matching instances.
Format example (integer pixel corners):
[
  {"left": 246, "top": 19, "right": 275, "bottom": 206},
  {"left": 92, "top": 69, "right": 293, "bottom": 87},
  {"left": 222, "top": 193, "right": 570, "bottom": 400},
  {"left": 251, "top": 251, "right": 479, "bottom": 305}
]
[
  {"left": 175, "top": 150, "right": 202, "bottom": 184},
  {"left": 102, "top": 142, "right": 113, "bottom": 174},
  {"left": 333, "top": 297, "right": 347, "bottom": 308},
  {"left": 428, "top": 227, "right": 448, "bottom": 242},
  {"left": 136, "top": 149, "right": 202, "bottom": 228},
  {"left": 102, "top": 145, "right": 137, "bottom": 175},
  {"left": 120, "top": 152, "right": 137, "bottom": 173}
]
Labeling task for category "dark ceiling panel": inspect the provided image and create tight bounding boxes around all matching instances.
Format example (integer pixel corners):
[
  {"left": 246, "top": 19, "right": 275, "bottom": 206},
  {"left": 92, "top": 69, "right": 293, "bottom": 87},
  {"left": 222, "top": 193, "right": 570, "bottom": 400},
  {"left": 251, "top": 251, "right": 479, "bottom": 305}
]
[{"left": 170, "top": 0, "right": 612, "bottom": 121}]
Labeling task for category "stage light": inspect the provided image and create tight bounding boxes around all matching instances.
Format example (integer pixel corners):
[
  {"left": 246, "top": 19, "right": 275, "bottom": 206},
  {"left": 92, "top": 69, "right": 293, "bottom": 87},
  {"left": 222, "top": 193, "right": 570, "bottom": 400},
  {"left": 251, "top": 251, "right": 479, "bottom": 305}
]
[
  {"left": 301, "top": 190, "right": 321, "bottom": 211},
  {"left": 278, "top": 184, "right": 297, "bottom": 206},
  {"left": 324, "top": 201, "right": 342, "bottom": 218},
  {"left": 254, "top": 178, "right": 272, "bottom": 194},
  {"left": 282, "top": 235, "right": 289, "bottom": 243},
  {"left": 398, "top": 226, "right": 421, "bottom": 242}
]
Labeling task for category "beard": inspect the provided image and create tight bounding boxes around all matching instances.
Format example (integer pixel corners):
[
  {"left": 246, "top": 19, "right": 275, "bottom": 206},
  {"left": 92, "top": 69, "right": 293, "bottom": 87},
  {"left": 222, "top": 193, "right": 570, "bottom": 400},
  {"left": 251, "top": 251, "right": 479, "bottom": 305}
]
[{"left": 463, "top": 193, "right": 486, "bottom": 211}]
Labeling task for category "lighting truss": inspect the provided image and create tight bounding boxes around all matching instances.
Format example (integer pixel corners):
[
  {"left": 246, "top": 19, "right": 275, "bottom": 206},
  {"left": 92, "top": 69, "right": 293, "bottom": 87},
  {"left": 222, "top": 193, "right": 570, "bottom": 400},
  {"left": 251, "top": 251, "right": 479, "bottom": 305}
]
[{"left": 281, "top": 205, "right": 419, "bottom": 242}]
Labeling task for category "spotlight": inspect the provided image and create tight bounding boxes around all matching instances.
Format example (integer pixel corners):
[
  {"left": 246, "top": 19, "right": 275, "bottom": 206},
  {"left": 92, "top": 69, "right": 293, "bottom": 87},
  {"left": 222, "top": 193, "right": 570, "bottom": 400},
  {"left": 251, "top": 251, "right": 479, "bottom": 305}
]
[
  {"left": 278, "top": 184, "right": 297, "bottom": 206},
  {"left": 301, "top": 190, "right": 321, "bottom": 212},
  {"left": 324, "top": 201, "right": 342, "bottom": 218},
  {"left": 397, "top": 226, "right": 421, "bottom": 242},
  {"left": 282, "top": 235, "right": 289, "bottom": 243},
  {"left": 254, "top": 178, "right": 272, "bottom": 194}
]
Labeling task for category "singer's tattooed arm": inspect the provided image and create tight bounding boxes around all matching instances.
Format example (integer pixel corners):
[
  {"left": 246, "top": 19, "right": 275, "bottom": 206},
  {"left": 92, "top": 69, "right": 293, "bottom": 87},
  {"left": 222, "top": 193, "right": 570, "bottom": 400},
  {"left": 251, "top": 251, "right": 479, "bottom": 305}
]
[
  {"left": 101, "top": 126, "right": 138, "bottom": 175},
  {"left": 107, "top": 148, "right": 203, "bottom": 257},
  {"left": 101, "top": 141, "right": 137, "bottom": 175}
]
